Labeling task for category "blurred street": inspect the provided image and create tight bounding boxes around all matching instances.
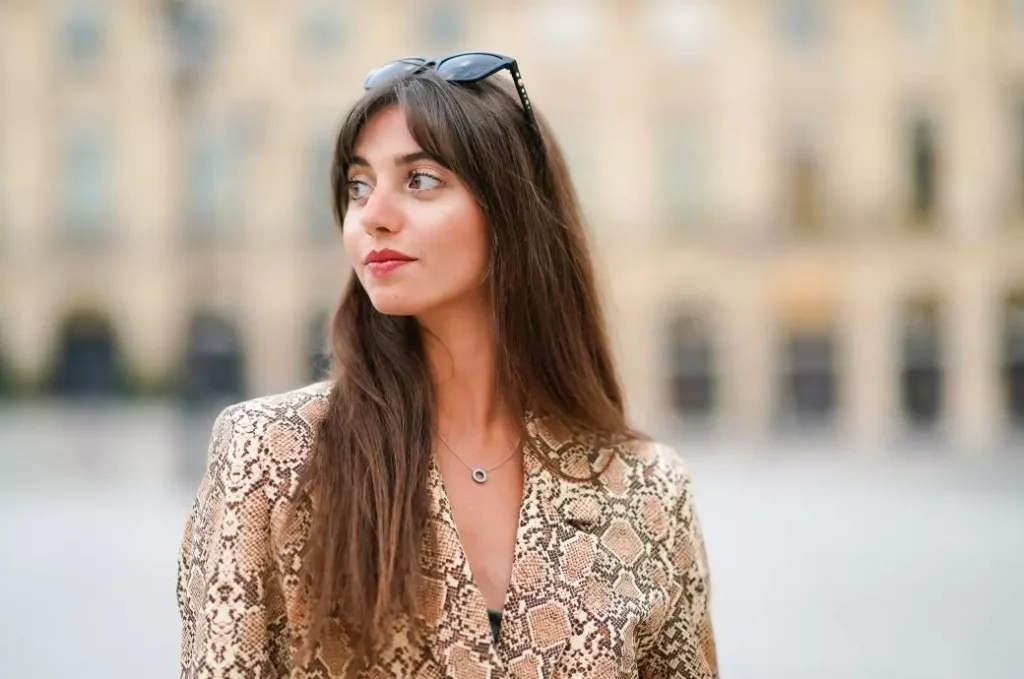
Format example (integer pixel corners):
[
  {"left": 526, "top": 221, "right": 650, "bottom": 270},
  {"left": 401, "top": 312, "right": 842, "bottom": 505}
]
[{"left": 1, "top": 405, "right": 1022, "bottom": 679}]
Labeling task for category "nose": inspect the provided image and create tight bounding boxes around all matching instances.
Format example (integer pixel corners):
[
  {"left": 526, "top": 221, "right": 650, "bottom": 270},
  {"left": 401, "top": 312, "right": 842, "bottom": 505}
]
[{"left": 358, "top": 184, "right": 403, "bottom": 236}]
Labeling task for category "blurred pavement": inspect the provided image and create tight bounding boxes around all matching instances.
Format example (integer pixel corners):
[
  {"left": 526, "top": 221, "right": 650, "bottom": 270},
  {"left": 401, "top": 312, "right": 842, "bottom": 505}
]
[{"left": 1, "top": 404, "right": 1022, "bottom": 679}]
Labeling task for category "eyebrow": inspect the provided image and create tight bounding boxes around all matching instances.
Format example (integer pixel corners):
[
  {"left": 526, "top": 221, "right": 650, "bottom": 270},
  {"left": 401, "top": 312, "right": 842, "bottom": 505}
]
[{"left": 349, "top": 151, "right": 437, "bottom": 168}]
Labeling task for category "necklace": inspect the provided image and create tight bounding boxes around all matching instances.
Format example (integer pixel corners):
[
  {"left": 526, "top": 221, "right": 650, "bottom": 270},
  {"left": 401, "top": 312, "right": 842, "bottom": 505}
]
[{"left": 437, "top": 433, "right": 522, "bottom": 484}]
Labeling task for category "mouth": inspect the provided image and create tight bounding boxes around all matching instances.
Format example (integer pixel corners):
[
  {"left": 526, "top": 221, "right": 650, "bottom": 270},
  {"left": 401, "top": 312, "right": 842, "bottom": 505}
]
[{"left": 365, "top": 259, "right": 415, "bottom": 275}]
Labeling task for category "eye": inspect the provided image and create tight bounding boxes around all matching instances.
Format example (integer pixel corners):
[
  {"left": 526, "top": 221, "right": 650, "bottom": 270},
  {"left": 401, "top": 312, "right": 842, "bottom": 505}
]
[
  {"left": 408, "top": 170, "right": 443, "bottom": 192},
  {"left": 347, "top": 179, "right": 371, "bottom": 201}
]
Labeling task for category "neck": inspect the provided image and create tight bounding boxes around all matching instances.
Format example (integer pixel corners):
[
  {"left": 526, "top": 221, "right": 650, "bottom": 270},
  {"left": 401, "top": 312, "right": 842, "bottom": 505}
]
[{"left": 417, "top": 298, "right": 511, "bottom": 439}]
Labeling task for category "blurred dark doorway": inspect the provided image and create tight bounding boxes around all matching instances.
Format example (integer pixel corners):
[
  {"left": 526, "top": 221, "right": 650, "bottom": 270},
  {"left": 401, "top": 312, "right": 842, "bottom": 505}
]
[
  {"left": 667, "top": 314, "right": 716, "bottom": 425},
  {"left": 180, "top": 312, "right": 246, "bottom": 404},
  {"left": 1003, "top": 292, "right": 1024, "bottom": 431},
  {"left": 779, "top": 328, "right": 838, "bottom": 429},
  {"left": 51, "top": 311, "right": 125, "bottom": 397},
  {"left": 900, "top": 297, "right": 944, "bottom": 428}
]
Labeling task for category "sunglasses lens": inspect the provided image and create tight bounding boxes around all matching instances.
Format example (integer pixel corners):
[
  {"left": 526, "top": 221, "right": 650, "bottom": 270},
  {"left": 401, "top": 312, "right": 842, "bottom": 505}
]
[
  {"left": 363, "top": 59, "right": 427, "bottom": 90},
  {"left": 436, "top": 53, "right": 510, "bottom": 83}
]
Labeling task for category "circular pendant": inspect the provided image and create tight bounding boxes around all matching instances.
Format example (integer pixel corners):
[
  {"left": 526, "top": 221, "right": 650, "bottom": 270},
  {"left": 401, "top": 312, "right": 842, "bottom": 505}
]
[{"left": 472, "top": 469, "right": 488, "bottom": 484}]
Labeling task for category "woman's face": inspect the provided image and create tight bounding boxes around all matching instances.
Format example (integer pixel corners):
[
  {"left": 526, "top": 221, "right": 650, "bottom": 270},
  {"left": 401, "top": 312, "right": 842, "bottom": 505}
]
[{"left": 342, "top": 106, "right": 490, "bottom": 318}]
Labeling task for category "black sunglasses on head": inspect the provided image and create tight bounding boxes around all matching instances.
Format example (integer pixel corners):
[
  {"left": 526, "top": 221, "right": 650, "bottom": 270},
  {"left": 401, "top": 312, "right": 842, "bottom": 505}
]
[{"left": 363, "top": 52, "right": 541, "bottom": 146}]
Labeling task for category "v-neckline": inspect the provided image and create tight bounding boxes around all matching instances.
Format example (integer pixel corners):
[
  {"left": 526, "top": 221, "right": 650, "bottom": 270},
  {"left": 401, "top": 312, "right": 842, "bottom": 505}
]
[{"left": 427, "top": 444, "right": 537, "bottom": 664}]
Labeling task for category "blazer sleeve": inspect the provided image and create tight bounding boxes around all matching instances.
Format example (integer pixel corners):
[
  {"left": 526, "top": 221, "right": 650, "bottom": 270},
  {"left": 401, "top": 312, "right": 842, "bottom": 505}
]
[
  {"left": 177, "top": 405, "right": 278, "bottom": 678},
  {"left": 638, "top": 461, "right": 719, "bottom": 678}
]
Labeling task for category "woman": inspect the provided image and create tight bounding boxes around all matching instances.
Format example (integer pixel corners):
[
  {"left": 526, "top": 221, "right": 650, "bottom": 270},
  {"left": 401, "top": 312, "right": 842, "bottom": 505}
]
[{"left": 177, "top": 52, "right": 717, "bottom": 679}]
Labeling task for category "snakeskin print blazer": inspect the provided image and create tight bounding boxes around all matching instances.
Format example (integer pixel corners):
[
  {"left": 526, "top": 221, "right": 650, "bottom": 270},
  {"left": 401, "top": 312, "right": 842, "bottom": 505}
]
[{"left": 177, "top": 382, "right": 718, "bottom": 678}]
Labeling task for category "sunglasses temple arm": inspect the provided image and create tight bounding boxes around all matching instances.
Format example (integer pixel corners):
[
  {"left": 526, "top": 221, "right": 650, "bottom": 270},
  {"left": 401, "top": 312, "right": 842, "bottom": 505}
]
[{"left": 509, "top": 61, "right": 544, "bottom": 156}]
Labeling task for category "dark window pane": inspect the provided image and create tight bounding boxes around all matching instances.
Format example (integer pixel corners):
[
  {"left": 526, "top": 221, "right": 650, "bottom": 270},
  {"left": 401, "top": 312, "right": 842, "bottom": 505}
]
[
  {"left": 422, "top": 0, "right": 465, "bottom": 49},
  {"left": 51, "top": 313, "right": 124, "bottom": 396},
  {"left": 308, "top": 311, "right": 331, "bottom": 382},
  {"left": 780, "top": 331, "right": 837, "bottom": 424},
  {"left": 1003, "top": 294, "right": 1024, "bottom": 426},
  {"left": 667, "top": 316, "right": 716, "bottom": 418},
  {"left": 780, "top": 0, "right": 826, "bottom": 50},
  {"left": 62, "top": 0, "right": 105, "bottom": 64},
  {"left": 181, "top": 313, "right": 246, "bottom": 402},
  {"left": 910, "top": 118, "right": 938, "bottom": 222},
  {"left": 901, "top": 299, "right": 944, "bottom": 425}
]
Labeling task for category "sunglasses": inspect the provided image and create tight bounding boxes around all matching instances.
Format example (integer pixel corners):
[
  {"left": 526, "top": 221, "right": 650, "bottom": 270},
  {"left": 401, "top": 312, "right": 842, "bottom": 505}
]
[{"left": 362, "top": 52, "right": 541, "bottom": 146}]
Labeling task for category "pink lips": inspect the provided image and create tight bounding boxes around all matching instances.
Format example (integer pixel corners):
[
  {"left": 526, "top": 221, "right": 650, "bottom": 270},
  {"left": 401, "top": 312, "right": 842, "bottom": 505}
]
[
  {"left": 366, "top": 259, "right": 413, "bottom": 274},
  {"left": 363, "top": 248, "right": 416, "bottom": 275}
]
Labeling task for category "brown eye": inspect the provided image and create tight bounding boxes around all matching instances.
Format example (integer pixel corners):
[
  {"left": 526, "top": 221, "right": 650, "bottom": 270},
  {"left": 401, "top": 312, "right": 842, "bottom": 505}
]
[
  {"left": 347, "top": 179, "right": 371, "bottom": 201},
  {"left": 408, "top": 171, "right": 442, "bottom": 192}
]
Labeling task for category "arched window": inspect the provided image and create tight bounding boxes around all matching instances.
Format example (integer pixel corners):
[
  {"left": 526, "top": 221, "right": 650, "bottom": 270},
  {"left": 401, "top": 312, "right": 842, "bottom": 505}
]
[{"left": 51, "top": 311, "right": 124, "bottom": 397}]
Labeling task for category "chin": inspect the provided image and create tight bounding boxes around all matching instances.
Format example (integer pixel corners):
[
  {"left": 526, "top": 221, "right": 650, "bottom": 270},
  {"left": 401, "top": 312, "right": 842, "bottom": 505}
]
[{"left": 365, "top": 290, "right": 428, "bottom": 317}]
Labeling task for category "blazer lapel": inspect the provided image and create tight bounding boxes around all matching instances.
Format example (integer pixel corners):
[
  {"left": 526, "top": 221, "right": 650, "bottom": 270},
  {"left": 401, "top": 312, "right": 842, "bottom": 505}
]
[
  {"left": 418, "top": 457, "right": 503, "bottom": 678},
  {"left": 497, "top": 415, "right": 606, "bottom": 678},
  {"left": 416, "top": 416, "right": 610, "bottom": 679}
]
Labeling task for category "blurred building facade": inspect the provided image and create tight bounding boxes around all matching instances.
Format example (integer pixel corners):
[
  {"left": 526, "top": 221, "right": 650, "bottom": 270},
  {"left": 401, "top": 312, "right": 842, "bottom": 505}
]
[{"left": 1, "top": 0, "right": 1023, "bottom": 452}]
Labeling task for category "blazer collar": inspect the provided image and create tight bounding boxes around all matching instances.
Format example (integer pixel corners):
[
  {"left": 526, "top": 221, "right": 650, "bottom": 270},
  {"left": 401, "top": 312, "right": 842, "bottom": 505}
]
[{"left": 416, "top": 413, "right": 612, "bottom": 677}]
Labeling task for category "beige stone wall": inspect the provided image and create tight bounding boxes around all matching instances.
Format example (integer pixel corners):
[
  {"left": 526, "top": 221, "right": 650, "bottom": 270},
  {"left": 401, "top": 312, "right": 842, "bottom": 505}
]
[{"left": 1, "top": 1, "right": 1023, "bottom": 452}]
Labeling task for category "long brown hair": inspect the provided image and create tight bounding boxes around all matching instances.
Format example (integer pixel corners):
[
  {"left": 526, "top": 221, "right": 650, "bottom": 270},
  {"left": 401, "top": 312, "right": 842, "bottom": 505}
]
[{"left": 298, "top": 69, "right": 639, "bottom": 670}]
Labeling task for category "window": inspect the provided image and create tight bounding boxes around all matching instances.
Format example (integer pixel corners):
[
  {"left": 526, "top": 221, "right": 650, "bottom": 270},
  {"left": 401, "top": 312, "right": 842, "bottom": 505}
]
[
  {"left": 1016, "top": 101, "right": 1024, "bottom": 217},
  {"left": 644, "top": 0, "right": 719, "bottom": 60},
  {"left": 307, "top": 310, "right": 331, "bottom": 382},
  {"left": 779, "top": 0, "right": 826, "bottom": 51},
  {"left": 531, "top": 0, "right": 600, "bottom": 60},
  {"left": 667, "top": 314, "right": 716, "bottom": 420},
  {"left": 1012, "top": 0, "right": 1024, "bottom": 23},
  {"left": 784, "top": 128, "right": 825, "bottom": 236},
  {"left": 908, "top": 116, "right": 939, "bottom": 226},
  {"left": 900, "top": 297, "right": 944, "bottom": 427},
  {"left": 185, "top": 117, "right": 238, "bottom": 237},
  {"left": 1003, "top": 293, "right": 1024, "bottom": 429},
  {"left": 307, "top": 131, "right": 336, "bottom": 238},
  {"left": 60, "top": 0, "right": 106, "bottom": 65},
  {"left": 50, "top": 311, "right": 124, "bottom": 397},
  {"left": 897, "top": 0, "right": 944, "bottom": 48},
  {"left": 299, "top": 0, "right": 344, "bottom": 56},
  {"left": 420, "top": 0, "right": 465, "bottom": 50},
  {"left": 62, "top": 123, "right": 112, "bottom": 238},
  {"left": 181, "top": 312, "right": 246, "bottom": 402},
  {"left": 661, "top": 117, "right": 710, "bottom": 228},
  {"left": 0, "top": 332, "right": 9, "bottom": 398},
  {"left": 164, "top": 1, "right": 217, "bottom": 85},
  {"left": 778, "top": 329, "right": 838, "bottom": 426}
]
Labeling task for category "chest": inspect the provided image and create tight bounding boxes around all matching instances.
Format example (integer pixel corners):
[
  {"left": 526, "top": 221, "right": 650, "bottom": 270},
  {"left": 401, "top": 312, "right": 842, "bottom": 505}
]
[{"left": 435, "top": 451, "right": 524, "bottom": 609}]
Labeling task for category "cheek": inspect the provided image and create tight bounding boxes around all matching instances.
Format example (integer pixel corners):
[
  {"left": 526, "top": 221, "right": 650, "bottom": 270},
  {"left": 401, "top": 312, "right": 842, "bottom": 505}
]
[
  {"left": 341, "top": 214, "right": 362, "bottom": 269},
  {"left": 423, "top": 206, "right": 489, "bottom": 289}
]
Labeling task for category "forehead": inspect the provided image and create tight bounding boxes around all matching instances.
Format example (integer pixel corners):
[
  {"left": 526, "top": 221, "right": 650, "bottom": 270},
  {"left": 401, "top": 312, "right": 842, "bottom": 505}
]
[{"left": 353, "top": 106, "right": 421, "bottom": 160}]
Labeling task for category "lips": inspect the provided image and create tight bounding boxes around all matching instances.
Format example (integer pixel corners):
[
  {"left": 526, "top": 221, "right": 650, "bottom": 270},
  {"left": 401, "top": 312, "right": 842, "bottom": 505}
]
[
  {"left": 363, "top": 248, "right": 416, "bottom": 275},
  {"left": 364, "top": 248, "right": 415, "bottom": 264}
]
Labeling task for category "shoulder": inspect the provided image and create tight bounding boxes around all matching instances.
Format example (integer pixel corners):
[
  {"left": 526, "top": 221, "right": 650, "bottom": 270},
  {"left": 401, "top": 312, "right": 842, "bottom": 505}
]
[
  {"left": 599, "top": 438, "right": 696, "bottom": 511},
  {"left": 600, "top": 439, "right": 702, "bottom": 545},
  {"left": 206, "top": 380, "right": 334, "bottom": 481}
]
